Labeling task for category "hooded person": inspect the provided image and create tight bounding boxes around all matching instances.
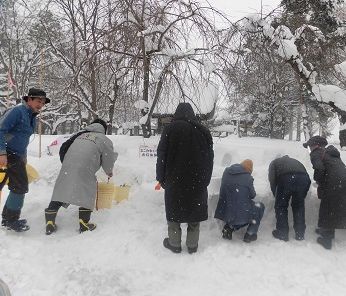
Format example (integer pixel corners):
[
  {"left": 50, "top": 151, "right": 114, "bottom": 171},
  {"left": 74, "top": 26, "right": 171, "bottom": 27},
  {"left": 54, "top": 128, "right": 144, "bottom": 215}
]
[
  {"left": 303, "top": 136, "right": 346, "bottom": 249},
  {"left": 214, "top": 159, "right": 265, "bottom": 243},
  {"left": 156, "top": 102, "right": 214, "bottom": 254},
  {"left": 44, "top": 118, "right": 117, "bottom": 234}
]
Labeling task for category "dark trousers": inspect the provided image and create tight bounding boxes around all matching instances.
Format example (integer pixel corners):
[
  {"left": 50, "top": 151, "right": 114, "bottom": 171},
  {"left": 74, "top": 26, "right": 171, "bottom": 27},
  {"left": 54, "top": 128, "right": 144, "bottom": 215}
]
[
  {"left": 47, "top": 201, "right": 65, "bottom": 212},
  {"left": 47, "top": 201, "right": 92, "bottom": 222},
  {"left": 167, "top": 221, "right": 200, "bottom": 248},
  {"left": 230, "top": 202, "right": 265, "bottom": 235},
  {"left": 7, "top": 153, "right": 28, "bottom": 194},
  {"left": 275, "top": 173, "right": 311, "bottom": 236},
  {"left": 1, "top": 153, "right": 28, "bottom": 222}
]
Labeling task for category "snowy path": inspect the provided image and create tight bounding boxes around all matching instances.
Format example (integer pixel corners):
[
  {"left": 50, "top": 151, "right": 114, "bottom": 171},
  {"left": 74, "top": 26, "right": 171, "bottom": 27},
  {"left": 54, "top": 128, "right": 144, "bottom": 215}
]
[{"left": 1, "top": 135, "right": 346, "bottom": 296}]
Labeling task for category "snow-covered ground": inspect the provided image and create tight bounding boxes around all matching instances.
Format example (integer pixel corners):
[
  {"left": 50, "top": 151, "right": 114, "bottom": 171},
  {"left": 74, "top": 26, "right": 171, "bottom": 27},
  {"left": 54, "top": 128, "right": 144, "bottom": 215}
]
[{"left": 1, "top": 134, "right": 346, "bottom": 296}]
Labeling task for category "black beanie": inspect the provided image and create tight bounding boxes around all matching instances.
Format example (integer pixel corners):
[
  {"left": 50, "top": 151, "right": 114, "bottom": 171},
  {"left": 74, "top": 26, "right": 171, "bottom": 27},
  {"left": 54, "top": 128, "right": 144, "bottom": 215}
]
[{"left": 91, "top": 118, "right": 107, "bottom": 134}]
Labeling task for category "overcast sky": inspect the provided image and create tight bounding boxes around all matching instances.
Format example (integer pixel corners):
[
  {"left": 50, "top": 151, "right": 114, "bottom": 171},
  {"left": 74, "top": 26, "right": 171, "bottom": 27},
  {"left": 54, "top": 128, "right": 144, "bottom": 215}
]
[{"left": 207, "top": 0, "right": 282, "bottom": 20}]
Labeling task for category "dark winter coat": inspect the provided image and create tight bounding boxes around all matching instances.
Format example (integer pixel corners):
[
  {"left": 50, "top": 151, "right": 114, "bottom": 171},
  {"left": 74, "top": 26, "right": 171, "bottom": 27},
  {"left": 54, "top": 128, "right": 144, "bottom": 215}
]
[
  {"left": 310, "top": 145, "right": 346, "bottom": 229},
  {"left": 268, "top": 155, "right": 310, "bottom": 196},
  {"left": 156, "top": 103, "right": 214, "bottom": 223},
  {"left": 214, "top": 164, "right": 256, "bottom": 226}
]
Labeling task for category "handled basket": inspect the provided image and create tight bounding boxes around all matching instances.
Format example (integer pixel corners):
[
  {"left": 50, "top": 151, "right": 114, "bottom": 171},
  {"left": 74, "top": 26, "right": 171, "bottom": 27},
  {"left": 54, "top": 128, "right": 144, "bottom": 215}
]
[
  {"left": 114, "top": 185, "right": 130, "bottom": 203},
  {"left": 96, "top": 182, "right": 115, "bottom": 209}
]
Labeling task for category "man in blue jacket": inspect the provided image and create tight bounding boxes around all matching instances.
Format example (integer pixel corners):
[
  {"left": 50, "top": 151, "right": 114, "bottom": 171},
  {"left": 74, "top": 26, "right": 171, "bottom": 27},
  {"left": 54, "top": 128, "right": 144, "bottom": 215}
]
[{"left": 0, "top": 88, "right": 50, "bottom": 232}]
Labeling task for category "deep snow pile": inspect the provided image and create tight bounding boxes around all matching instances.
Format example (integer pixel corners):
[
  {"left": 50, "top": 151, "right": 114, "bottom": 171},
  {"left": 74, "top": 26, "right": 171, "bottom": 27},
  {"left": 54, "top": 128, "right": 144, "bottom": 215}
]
[{"left": 1, "top": 134, "right": 346, "bottom": 296}]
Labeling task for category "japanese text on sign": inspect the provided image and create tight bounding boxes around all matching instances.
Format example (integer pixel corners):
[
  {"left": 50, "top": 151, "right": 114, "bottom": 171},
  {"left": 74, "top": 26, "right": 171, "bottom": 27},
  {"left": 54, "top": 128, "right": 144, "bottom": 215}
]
[{"left": 139, "top": 145, "right": 157, "bottom": 157}]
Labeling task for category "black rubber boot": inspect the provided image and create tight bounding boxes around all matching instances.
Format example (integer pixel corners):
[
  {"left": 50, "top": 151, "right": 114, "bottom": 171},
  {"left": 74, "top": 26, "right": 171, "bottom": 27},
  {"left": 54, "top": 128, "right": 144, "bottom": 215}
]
[
  {"left": 1, "top": 206, "right": 29, "bottom": 232},
  {"left": 79, "top": 208, "right": 96, "bottom": 233},
  {"left": 45, "top": 209, "right": 58, "bottom": 235},
  {"left": 163, "top": 238, "right": 182, "bottom": 253},
  {"left": 187, "top": 245, "right": 198, "bottom": 254},
  {"left": 222, "top": 224, "right": 233, "bottom": 240},
  {"left": 1, "top": 205, "right": 22, "bottom": 226},
  {"left": 1, "top": 205, "right": 9, "bottom": 227},
  {"left": 243, "top": 233, "right": 257, "bottom": 243},
  {"left": 272, "top": 229, "right": 289, "bottom": 242},
  {"left": 315, "top": 228, "right": 335, "bottom": 239},
  {"left": 317, "top": 237, "right": 332, "bottom": 250}
]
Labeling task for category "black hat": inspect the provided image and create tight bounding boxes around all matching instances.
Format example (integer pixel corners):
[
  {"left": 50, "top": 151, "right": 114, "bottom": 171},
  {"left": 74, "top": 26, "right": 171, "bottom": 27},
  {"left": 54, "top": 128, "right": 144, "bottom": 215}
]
[
  {"left": 303, "top": 136, "right": 328, "bottom": 148},
  {"left": 91, "top": 118, "right": 107, "bottom": 134},
  {"left": 22, "top": 88, "right": 50, "bottom": 104}
]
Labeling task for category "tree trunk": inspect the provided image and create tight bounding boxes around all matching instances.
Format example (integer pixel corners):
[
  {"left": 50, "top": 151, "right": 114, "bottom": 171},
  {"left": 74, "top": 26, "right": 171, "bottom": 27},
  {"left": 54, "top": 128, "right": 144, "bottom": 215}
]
[
  {"left": 289, "top": 105, "right": 294, "bottom": 140},
  {"left": 89, "top": 57, "right": 98, "bottom": 115},
  {"left": 302, "top": 103, "right": 312, "bottom": 141},
  {"left": 141, "top": 37, "right": 151, "bottom": 138},
  {"left": 296, "top": 104, "right": 302, "bottom": 141},
  {"left": 108, "top": 82, "right": 118, "bottom": 135}
]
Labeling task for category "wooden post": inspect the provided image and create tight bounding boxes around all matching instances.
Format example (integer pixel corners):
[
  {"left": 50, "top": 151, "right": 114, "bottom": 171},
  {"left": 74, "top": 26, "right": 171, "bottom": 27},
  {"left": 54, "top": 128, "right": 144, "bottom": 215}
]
[{"left": 38, "top": 49, "right": 45, "bottom": 158}]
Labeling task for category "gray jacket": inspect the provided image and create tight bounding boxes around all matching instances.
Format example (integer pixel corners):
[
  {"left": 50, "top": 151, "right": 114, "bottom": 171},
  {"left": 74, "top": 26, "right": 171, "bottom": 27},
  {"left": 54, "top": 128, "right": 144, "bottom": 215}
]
[{"left": 51, "top": 123, "right": 117, "bottom": 209}]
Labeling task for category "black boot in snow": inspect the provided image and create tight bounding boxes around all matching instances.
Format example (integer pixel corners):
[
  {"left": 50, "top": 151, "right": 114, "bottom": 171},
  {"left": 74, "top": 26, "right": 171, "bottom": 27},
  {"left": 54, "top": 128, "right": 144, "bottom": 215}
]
[
  {"left": 315, "top": 228, "right": 335, "bottom": 239},
  {"left": 1, "top": 205, "right": 27, "bottom": 227},
  {"left": 222, "top": 224, "right": 233, "bottom": 240},
  {"left": 187, "top": 246, "right": 198, "bottom": 254},
  {"left": 6, "top": 220, "right": 30, "bottom": 232},
  {"left": 163, "top": 238, "right": 182, "bottom": 253},
  {"left": 2, "top": 206, "right": 29, "bottom": 232},
  {"left": 272, "top": 229, "right": 289, "bottom": 242},
  {"left": 79, "top": 208, "right": 96, "bottom": 233},
  {"left": 45, "top": 209, "right": 58, "bottom": 235},
  {"left": 317, "top": 237, "right": 332, "bottom": 250},
  {"left": 243, "top": 233, "right": 257, "bottom": 243},
  {"left": 2, "top": 218, "right": 27, "bottom": 227}
]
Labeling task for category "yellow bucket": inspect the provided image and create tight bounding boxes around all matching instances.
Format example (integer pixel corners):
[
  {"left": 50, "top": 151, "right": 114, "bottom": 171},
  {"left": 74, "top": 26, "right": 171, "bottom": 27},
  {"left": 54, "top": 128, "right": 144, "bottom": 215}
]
[
  {"left": 0, "top": 169, "right": 7, "bottom": 185},
  {"left": 26, "top": 164, "right": 39, "bottom": 183},
  {"left": 114, "top": 185, "right": 130, "bottom": 203},
  {"left": 0, "top": 164, "right": 39, "bottom": 185},
  {"left": 96, "top": 182, "right": 115, "bottom": 209}
]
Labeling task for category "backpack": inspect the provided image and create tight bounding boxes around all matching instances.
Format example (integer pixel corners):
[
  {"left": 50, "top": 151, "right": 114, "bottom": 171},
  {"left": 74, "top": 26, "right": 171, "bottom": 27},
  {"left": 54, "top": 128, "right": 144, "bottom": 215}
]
[{"left": 59, "top": 130, "right": 90, "bottom": 163}]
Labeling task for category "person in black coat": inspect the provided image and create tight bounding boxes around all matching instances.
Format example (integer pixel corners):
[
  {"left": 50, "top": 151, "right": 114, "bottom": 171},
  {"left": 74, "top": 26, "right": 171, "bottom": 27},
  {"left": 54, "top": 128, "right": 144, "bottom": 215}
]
[
  {"left": 268, "top": 155, "right": 311, "bottom": 241},
  {"left": 156, "top": 103, "right": 214, "bottom": 254},
  {"left": 214, "top": 159, "right": 265, "bottom": 243},
  {"left": 304, "top": 136, "right": 346, "bottom": 249}
]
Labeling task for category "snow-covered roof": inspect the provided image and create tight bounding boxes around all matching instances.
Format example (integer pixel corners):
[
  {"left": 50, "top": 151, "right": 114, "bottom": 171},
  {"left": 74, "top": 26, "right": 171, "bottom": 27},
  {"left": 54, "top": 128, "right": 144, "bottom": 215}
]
[{"left": 153, "top": 82, "right": 218, "bottom": 115}]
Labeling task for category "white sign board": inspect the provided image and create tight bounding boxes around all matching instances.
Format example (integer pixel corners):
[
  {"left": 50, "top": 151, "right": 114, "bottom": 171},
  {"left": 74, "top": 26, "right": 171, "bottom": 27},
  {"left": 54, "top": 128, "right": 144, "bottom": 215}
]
[{"left": 139, "top": 145, "right": 157, "bottom": 158}]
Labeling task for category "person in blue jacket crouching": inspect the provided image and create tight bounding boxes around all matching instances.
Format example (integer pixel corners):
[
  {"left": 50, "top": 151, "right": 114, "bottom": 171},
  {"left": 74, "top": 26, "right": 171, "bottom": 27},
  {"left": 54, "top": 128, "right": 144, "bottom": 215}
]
[{"left": 215, "top": 159, "right": 265, "bottom": 243}]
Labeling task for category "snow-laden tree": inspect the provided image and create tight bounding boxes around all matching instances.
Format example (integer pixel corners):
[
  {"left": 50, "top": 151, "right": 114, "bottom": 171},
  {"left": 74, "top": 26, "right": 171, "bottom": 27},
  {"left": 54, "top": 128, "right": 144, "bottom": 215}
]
[
  {"left": 117, "top": 0, "right": 229, "bottom": 137},
  {"left": 0, "top": 0, "right": 40, "bottom": 102},
  {"left": 229, "top": 0, "right": 346, "bottom": 145}
]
